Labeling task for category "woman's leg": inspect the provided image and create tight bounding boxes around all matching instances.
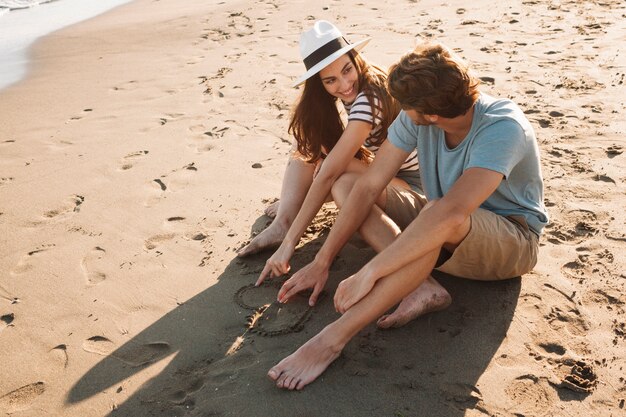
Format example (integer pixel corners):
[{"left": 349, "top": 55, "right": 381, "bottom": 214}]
[
  {"left": 239, "top": 157, "right": 370, "bottom": 256},
  {"left": 238, "top": 156, "right": 315, "bottom": 257}
]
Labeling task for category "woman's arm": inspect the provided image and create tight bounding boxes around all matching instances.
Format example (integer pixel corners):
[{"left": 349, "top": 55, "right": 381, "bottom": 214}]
[{"left": 257, "top": 120, "right": 372, "bottom": 283}]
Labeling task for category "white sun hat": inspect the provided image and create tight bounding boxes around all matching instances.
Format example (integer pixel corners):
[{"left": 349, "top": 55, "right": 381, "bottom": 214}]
[{"left": 292, "top": 20, "right": 371, "bottom": 87}]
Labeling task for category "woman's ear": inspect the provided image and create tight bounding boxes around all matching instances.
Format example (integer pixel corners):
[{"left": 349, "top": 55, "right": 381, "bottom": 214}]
[{"left": 427, "top": 115, "right": 438, "bottom": 123}]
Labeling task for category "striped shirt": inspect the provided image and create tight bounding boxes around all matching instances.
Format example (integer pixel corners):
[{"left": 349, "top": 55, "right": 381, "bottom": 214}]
[{"left": 343, "top": 91, "right": 419, "bottom": 173}]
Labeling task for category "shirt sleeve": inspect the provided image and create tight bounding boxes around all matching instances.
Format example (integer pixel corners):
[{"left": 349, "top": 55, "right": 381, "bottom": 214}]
[
  {"left": 347, "top": 92, "right": 381, "bottom": 127},
  {"left": 387, "top": 111, "right": 418, "bottom": 153}
]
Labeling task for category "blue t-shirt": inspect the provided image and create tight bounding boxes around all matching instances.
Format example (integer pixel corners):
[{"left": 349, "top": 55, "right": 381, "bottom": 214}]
[{"left": 388, "top": 93, "right": 548, "bottom": 235}]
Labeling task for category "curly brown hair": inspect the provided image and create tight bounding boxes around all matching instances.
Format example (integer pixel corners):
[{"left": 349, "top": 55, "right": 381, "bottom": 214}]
[
  {"left": 388, "top": 43, "right": 480, "bottom": 118},
  {"left": 289, "top": 51, "right": 399, "bottom": 163}
]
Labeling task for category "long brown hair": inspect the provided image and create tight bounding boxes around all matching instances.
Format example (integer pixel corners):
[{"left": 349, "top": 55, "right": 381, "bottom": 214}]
[{"left": 289, "top": 51, "right": 399, "bottom": 163}]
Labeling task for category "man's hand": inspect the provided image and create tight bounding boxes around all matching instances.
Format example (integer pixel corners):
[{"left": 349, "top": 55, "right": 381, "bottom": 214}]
[
  {"left": 277, "top": 260, "right": 329, "bottom": 306},
  {"left": 256, "top": 243, "right": 295, "bottom": 286},
  {"left": 334, "top": 269, "right": 376, "bottom": 314}
]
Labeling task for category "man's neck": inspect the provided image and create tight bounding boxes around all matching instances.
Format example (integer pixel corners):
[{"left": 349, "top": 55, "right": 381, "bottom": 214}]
[{"left": 442, "top": 104, "right": 475, "bottom": 149}]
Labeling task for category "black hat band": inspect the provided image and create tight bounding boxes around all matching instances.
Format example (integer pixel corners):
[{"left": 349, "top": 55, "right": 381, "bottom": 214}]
[{"left": 303, "top": 37, "right": 349, "bottom": 70}]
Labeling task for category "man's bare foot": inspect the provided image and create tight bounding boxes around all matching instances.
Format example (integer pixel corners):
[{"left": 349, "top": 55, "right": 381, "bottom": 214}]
[
  {"left": 377, "top": 276, "right": 451, "bottom": 329},
  {"left": 268, "top": 330, "right": 343, "bottom": 390},
  {"left": 264, "top": 200, "right": 280, "bottom": 219},
  {"left": 237, "top": 221, "right": 288, "bottom": 257}
]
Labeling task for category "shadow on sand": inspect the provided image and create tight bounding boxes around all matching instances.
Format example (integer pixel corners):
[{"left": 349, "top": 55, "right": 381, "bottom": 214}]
[{"left": 67, "top": 231, "right": 520, "bottom": 417}]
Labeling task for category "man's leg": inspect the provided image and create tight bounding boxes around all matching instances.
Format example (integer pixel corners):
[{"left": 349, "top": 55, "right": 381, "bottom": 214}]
[
  {"left": 331, "top": 175, "right": 452, "bottom": 328},
  {"left": 269, "top": 246, "right": 441, "bottom": 390}
]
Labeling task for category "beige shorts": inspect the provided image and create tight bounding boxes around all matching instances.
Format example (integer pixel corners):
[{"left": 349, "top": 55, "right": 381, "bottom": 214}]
[{"left": 384, "top": 184, "right": 539, "bottom": 280}]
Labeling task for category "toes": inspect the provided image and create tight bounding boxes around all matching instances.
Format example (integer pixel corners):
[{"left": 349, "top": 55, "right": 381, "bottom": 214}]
[
  {"left": 237, "top": 246, "right": 252, "bottom": 257},
  {"left": 276, "top": 372, "right": 289, "bottom": 388},
  {"left": 268, "top": 368, "right": 282, "bottom": 381},
  {"left": 284, "top": 375, "right": 298, "bottom": 390},
  {"left": 376, "top": 314, "right": 395, "bottom": 329},
  {"left": 288, "top": 377, "right": 301, "bottom": 390},
  {"left": 238, "top": 246, "right": 257, "bottom": 257}
]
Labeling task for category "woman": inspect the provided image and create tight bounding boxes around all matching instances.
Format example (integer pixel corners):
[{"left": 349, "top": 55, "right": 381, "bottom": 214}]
[{"left": 238, "top": 21, "right": 419, "bottom": 287}]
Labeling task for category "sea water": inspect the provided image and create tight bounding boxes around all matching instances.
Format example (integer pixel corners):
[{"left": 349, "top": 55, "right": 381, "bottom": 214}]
[{"left": 0, "top": 0, "right": 132, "bottom": 91}]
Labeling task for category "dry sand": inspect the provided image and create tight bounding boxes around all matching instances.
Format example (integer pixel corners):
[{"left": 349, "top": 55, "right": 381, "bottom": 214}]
[{"left": 0, "top": 0, "right": 625, "bottom": 416}]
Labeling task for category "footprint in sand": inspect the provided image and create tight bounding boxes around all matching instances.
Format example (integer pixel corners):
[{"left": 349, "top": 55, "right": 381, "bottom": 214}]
[
  {"left": 165, "top": 378, "right": 205, "bottom": 408},
  {"left": 561, "top": 247, "right": 614, "bottom": 281},
  {"left": 66, "top": 108, "right": 93, "bottom": 123},
  {"left": 42, "top": 194, "right": 85, "bottom": 220},
  {"left": 234, "top": 281, "right": 321, "bottom": 336},
  {"left": 0, "top": 177, "right": 14, "bottom": 187},
  {"left": 81, "top": 246, "right": 108, "bottom": 285},
  {"left": 199, "top": 27, "right": 231, "bottom": 45},
  {"left": 0, "top": 382, "right": 46, "bottom": 414},
  {"left": 191, "top": 143, "right": 215, "bottom": 154},
  {"left": 543, "top": 301, "right": 590, "bottom": 337},
  {"left": 118, "top": 150, "right": 149, "bottom": 171},
  {"left": 10, "top": 246, "right": 54, "bottom": 275},
  {"left": 545, "top": 209, "right": 600, "bottom": 245},
  {"left": 227, "top": 12, "right": 253, "bottom": 36},
  {"left": 144, "top": 179, "right": 168, "bottom": 207},
  {"left": 520, "top": 278, "right": 591, "bottom": 339},
  {"left": 144, "top": 233, "right": 176, "bottom": 250},
  {"left": 83, "top": 336, "right": 171, "bottom": 367},
  {"left": 83, "top": 335, "right": 116, "bottom": 356},
  {"left": 158, "top": 113, "right": 185, "bottom": 126},
  {"left": 504, "top": 375, "right": 555, "bottom": 415},
  {"left": 49, "top": 344, "right": 69, "bottom": 369},
  {"left": 110, "top": 80, "right": 138, "bottom": 92},
  {"left": 581, "top": 287, "right": 624, "bottom": 310}
]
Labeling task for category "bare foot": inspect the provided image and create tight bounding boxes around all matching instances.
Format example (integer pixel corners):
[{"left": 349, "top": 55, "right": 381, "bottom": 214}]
[
  {"left": 264, "top": 200, "right": 280, "bottom": 219},
  {"left": 268, "top": 330, "right": 343, "bottom": 390},
  {"left": 377, "top": 276, "right": 451, "bottom": 329},
  {"left": 237, "top": 221, "right": 288, "bottom": 257}
]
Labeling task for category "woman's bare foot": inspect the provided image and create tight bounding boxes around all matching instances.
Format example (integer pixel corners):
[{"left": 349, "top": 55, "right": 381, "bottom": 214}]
[
  {"left": 268, "top": 329, "right": 343, "bottom": 390},
  {"left": 376, "top": 276, "right": 451, "bottom": 329},
  {"left": 264, "top": 200, "right": 280, "bottom": 219},
  {"left": 237, "top": 220, "right": 289, "bottom": 257}
]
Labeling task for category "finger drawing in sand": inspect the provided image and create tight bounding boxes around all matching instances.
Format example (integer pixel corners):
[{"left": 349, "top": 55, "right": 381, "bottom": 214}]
[{"left": 265, "top": 41, "right": 549, "bottom": 390}]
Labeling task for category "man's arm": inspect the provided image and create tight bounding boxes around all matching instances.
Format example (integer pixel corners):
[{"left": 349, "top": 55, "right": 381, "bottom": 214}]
[
  {"left": 278, "top": 140, "right": 409, "bottom": 304},
  {"left": 316, "top": 140, "right": 409, "bottom": 267},
  {"left": 333, "top": 167, "right": 504, "bottom": 313}
]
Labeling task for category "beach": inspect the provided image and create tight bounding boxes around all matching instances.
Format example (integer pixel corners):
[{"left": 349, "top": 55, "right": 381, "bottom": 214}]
[{"left": 0, "top": 0, "right": 625, "bottom": 416}]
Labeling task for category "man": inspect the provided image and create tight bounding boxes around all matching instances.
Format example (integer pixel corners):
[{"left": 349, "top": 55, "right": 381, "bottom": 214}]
[{"left": 266, "top": 43, "right": 548, "bottom": 391}]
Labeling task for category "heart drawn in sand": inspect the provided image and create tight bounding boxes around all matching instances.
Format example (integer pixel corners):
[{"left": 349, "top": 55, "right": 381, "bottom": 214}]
[{"left": 233, "top": 281, "right": 322, "bottom": 337}]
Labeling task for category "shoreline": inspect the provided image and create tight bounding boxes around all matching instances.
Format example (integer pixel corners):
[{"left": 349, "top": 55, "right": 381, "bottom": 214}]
[
  {"left": 0, "top": 0, "right": 624, "bottom": 416},
  {"left": 0, "top": 0, "right": 132, "bottom": 91}
]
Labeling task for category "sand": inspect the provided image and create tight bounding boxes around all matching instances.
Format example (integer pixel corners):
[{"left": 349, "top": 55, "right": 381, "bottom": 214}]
[{"left": 0, "top": 0, "right": 625, "bottom": 416}]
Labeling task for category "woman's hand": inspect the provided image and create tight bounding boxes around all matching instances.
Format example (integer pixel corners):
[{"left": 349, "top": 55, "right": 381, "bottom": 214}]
[
  {"left": 256, "top": 243, "right": 295, "bottom": 286},
  {"left": 277, "top": 260, "right": 329, "bottom": 306},
  {"left": 334, "top": 269, "right": 376, "bottom": 314}
]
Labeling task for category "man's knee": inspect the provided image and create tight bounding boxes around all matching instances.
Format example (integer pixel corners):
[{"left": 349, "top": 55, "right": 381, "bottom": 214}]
[
  {"left": 331, "top": 173, "right": 360, "bottom": 207},
  {"left": 421, "top": 199, "right": 470, "bottom": 251}
]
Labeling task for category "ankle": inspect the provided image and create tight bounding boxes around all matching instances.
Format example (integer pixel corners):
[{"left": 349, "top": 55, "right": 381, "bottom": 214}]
[
  {"left": 317, "top": 324, "right": 352, "bottom": 354},
  {"left": 271, "top": 215, "right": 291, "bottom": 231}
]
